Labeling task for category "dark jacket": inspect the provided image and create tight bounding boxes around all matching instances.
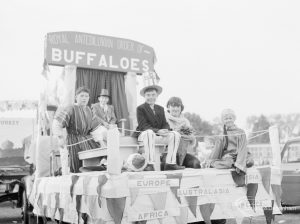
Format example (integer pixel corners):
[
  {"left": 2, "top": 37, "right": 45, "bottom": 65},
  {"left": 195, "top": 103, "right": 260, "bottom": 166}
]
[{"left": 134, "top": 103, "right": 170, "bottom": 137}]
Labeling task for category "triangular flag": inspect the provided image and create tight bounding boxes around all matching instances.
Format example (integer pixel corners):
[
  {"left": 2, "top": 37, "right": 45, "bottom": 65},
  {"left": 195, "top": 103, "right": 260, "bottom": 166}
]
[
  {"left": 235, "top": 216, "right": 244, "bottom": 224},
  {"left": 34, "top": 179, "right": 42, "bottom": 199},
  {"left": 83, "top": 176, "right": 93, "bottom": 195},
  {"left": 59, "top": 208, "right": 64, "bottom": 223},
  {"left": 81, "top": 213, "right": 88, "bottom": 224},
  {"left": 37, "top": 193, "right": 44, "bottom": 215},
  {"left": 247, "top": 183, "right": 258, "bottom": 211},
  {"left": 97, "top": 175, "right": 108, "bottom": 208},
  {"left": 76, "top": 195, "right": 82, "bottom": 224},
  {"left": 199, "top": 203, "right": 215, "bottom": 223},
  {"left": 271, "top": 184, "right": 282, "bottom": 208},
  {"left": 70, "top": 175, "right": 80, "bottom": 199},
  {"left": 51, "top": 192, "right": 60, "bottom": 220},
  {"left": 166, "top": 173, "right": 183, "bottom": 204},
  {"left": 257, "top": 167, "right": 271, "bottom": 193},
  {"left": 185, "top": 192, "right": 198, "bottom": 218},
  {"left": 149, "top": 192, "right": 167, "bottom": 210},
  {"left": 149, "top": 192, "right": 168, "bottom": 224},
  {"left": 175, "top": 207, "right": 188, "bottom": 224},
  {"left": 129, "top": 174, "right": 143, "bottom": 206},
  {"left": 231, "top": 170, "right": 246, "bottom": 187},
  {"left": 42, "top": 213, "right": 48, "bottom": 224},
  {"left": 106, "top": 197, "right": 126, "bottom": 224},
  {"left": 83, "top": 176, "right": 93, "bottom": 203},
  {"left": 86, "top": 196, "right": 98, "bottom": 218},
  {"left": 130, "top": 188, "right": 139, "bottom": 206},
  {"left": 263, "top": 200, "right": 274, "bottom": 224}
]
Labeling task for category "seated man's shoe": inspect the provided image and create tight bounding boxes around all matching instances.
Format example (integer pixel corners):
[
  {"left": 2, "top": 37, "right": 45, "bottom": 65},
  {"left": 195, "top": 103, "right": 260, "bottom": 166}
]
[
  {"left": 144, "top": 164, "right": 155, "bottom": 171},
  {"left": 164, "top": 163, "right": 185, "bottom": 170},
  {"left": 79, "top": 165, "right": 106, "bottom": 172}
]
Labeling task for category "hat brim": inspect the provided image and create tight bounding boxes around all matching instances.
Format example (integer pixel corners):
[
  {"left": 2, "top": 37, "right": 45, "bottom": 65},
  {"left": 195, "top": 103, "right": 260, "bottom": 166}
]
[
  {"left": 97, "top": 94, "right": 110, "bottom": 98},
  {"left": 140, "top": 85, "right": 163, "bottom": 97}
]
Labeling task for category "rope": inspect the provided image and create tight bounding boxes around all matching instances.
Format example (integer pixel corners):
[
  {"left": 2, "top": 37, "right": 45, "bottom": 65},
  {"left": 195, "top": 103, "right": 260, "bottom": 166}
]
[
  {"left": 119, "top": 127, "right": 270, "bottom": 138},
  {"left": 65, "top": 128, "right": 270, "bottom": 147},
  {"left": 66, "top": 137, "right": 94, "bottom": 147},
  {"left": 247, "top": 131, "right": 269, "bottom": 141}
]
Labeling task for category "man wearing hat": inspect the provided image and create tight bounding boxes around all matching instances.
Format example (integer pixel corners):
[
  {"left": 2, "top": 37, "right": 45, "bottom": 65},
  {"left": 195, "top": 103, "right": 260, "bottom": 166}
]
[
  {"left": 135, "top": 84, "right": 184, "bottom": 171},
  {"left": 91, "top": 89, "right": 117, "bottom": 147}
]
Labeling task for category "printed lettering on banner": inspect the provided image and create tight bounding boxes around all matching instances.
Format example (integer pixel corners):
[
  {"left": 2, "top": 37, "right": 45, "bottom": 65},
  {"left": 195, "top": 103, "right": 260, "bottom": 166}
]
[
  {"left": 129, "top": 178, "right": 179, "bottom": 188},
  {"left": 177, "top": 186, "right": 231, "bottom": 197},
  {"left": 127, "top": 208, "right": 180, "bottom": 222}
]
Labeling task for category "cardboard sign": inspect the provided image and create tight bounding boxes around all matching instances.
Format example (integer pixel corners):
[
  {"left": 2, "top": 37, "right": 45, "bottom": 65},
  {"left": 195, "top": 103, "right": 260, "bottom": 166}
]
[
  {"left": 177, "top": 186, "right": 231, "bottom": 197},
  {"left": 128, "top": 208, "right": 180, "bottom": 222},
  {"left": 129, "top": 178, "right": 179, "bottom": 188},
  {"left": 45, "top": 31, "right": 156, "bottom": 73}
]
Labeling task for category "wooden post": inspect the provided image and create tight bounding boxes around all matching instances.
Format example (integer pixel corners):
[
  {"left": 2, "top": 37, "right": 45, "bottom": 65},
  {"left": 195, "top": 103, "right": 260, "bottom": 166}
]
[
  {"left": 107, "top": 127, "right": 122, "bottom": 175},
  {"left": 61, "top": 65, "right": 77, "bottom": 106},
  {"left": 269, "top": 125, "right": 281, "bottom": 167},
  {"left": 119, "top": 118, "right": 126, "bottom": 136},
  {"left": 124, "top": 72, "right": 138, "bottom": 130}
]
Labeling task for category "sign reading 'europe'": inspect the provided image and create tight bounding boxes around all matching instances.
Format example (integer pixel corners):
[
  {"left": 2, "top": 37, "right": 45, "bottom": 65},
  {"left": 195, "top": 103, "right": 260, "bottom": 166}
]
[{"left": 45, "top": 31, "right": 156, "bottom": 73}]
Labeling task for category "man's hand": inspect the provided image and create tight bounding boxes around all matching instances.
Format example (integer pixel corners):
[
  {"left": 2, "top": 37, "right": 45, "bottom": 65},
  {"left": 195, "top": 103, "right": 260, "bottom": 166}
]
[{"left": 157, "top": 129, "right": 169, "bottom": 136}]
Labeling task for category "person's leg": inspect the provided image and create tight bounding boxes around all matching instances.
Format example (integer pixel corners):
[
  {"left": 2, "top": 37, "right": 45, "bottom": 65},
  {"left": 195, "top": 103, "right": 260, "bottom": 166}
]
[
  {"left": 183, "top": 153, "right": 201, "bottom": 168},
  {"left": 138, "top": 130, "right": 156, "bottom": 170},
  {"left": 165, "top": 131, "right": 181, "bottom": 164},
  {"left": 164, "top": 131, "right": 184, "bottom": 170},
  {"left": 160, "top": 153, "right": 167, "bottom": 170},
  {"left": 79, "top": 166, "right": 106, "bottom": 172},
  {"left": 211, "top": 158, "right": 234, "bottom": 169}
]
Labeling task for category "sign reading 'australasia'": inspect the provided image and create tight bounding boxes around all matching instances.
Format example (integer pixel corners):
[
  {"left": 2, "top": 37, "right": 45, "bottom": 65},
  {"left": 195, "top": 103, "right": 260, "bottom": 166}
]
[{"left": 45, "top": 31, "right": 156, "bottom": 73}]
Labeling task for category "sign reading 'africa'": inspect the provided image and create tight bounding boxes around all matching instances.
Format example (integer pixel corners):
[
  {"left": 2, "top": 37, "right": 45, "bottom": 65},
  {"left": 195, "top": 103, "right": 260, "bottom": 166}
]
[{"left": 45, "top": 31, "right": 156, "bottom": 73}]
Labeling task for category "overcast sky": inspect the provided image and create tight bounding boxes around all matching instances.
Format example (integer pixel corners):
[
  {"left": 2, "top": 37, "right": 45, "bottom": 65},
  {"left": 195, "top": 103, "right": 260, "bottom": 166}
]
[{"left": 0, "top": 0, "right": 300, "bottom": 126}]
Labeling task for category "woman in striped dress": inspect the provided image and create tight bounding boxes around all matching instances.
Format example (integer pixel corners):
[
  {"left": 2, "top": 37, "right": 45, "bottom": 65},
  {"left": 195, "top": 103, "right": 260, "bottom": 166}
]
[{"left": 52, "top": 86, "right": 100, "bottom": 173}]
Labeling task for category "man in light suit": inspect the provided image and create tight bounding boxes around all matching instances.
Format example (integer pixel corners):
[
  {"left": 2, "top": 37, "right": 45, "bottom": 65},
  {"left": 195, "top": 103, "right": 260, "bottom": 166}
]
[{"left": 91, "top": 89, "right": 117, "bottom": 147}]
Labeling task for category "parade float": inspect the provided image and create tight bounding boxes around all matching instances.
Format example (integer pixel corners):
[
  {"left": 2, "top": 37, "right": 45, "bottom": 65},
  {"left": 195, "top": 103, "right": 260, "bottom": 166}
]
[{"left": 24, "top": 31, "right": 283, "bottom": 224}]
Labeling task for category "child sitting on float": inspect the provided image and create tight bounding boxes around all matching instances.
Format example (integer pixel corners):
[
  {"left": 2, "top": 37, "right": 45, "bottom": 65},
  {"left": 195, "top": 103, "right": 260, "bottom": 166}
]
[
  {"left": 163, "top": 97, "right": 201, "bottom": 169},
  {"left": 207, "top": 109, "right": 254, "bottom": 174}
]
